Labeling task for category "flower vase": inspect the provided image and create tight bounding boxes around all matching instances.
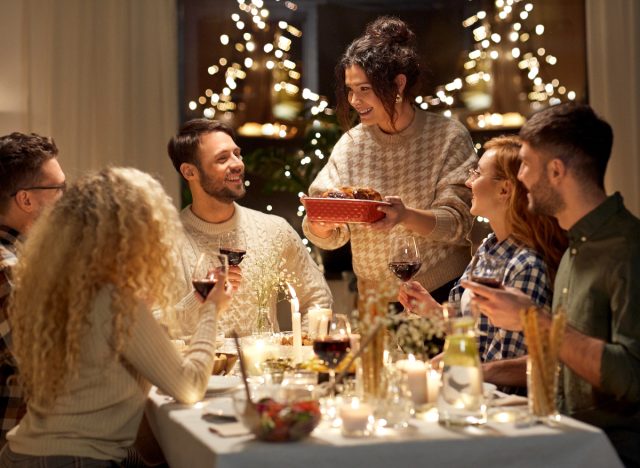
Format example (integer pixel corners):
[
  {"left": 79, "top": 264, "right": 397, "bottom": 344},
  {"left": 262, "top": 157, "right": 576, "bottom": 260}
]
[{"left": 254, "top": 305, "right": 274, "bottom": 335}]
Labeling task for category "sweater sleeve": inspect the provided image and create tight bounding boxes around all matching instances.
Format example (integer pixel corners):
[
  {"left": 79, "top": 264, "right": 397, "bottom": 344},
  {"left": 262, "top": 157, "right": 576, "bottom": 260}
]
[
  {"left": 303, "top": 136, "right": 351, "bottom": 250},
  {"left": 122, "top": 301, "right": 218, "bottom": 405},
  {"left": 281, "top": 221, "right": 333, "bottom": 315},
  {"left": 429, "top": 128, "right": 477, "bottom": 242}
]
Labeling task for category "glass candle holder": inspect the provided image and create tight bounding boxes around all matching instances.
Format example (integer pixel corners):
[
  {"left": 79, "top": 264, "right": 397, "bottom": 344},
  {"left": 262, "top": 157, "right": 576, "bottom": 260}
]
[{"left": 339, "top": 396, "right": 373, "bottom": 437}]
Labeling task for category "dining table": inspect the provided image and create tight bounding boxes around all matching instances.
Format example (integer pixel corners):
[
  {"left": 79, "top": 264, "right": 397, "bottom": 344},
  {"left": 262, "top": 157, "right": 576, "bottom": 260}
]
[{"left": 145, "top": 377, "right": 623, "bottom": 468}]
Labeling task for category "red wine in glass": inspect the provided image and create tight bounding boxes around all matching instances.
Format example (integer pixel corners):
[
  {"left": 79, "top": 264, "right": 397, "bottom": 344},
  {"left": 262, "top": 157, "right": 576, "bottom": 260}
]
[
  {"left": 192, "top": 253, "right": 228, "bottom": 299},
  {"left": 219, "top": 230, "right": 247, "bottom": 266},
  {"left": 219, "top": 248, "right": 246, "bottom": 266},
  {"left": 469, "top": 256, "right": 505, "bottom": 289},
  {"left": 469, "top": 276, "right": 502, "bottom": 288},
  {"left": 389, "top": 261, "right": 422, "bottom": 281},
  {"left": 192, "top": 279, "right": 217, "bottom": 297},
  {"left": 313, "top": 337, "right": 351, "bottom": 369}
]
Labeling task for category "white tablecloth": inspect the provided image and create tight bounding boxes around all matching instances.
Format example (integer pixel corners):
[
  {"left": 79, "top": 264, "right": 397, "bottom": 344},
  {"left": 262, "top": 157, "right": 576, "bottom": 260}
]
[{"left": 146, "top": 386, "right": 623, "bottom": 468}]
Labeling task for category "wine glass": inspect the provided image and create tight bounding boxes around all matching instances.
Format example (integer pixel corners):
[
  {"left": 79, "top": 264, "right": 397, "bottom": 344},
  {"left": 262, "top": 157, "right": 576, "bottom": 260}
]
[
  {"left": 313, "top": 314, "right": 351, "bottom": 395},
  {"left": 218, "top": 230, "right": 247, "bottom": 266},
  {"left": 467, "top": 255, "right": 505, "bottom": 336},
  {"left": 192, "top": 252, "right": 229, "bottom": 299},
  {"left": 389, "top": 236, "right": 422, "bottom": 312},
  {"left": 469, "top": 255, "right": 505, "bottom": 289}
]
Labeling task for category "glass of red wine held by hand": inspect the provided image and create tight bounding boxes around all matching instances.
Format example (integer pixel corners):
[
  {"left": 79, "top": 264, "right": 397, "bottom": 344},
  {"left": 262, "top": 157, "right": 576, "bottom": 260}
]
[
  {"left": 468, "top": 255, "right": 505, "bottom": 335},
  {"left": 218, "top": 230, "right": 247, "bottom": 266},
  {"left": 192, "top": 252, "right": 229, "bottom": 299},
  {"left": 469, "top": 255, "right": 505, "bottom": 289},
  {"left": 313, "top": 314, "right": 351, "bottom": 395},
  {"left": 389, "top": 236, "right": 422, "bottom": 312}
]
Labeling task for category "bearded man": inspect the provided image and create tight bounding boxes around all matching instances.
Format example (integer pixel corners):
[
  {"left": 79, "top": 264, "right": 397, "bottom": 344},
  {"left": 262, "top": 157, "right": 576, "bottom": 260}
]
[{"left": 167, "top": 120, "right": 331, "bottom": 336}]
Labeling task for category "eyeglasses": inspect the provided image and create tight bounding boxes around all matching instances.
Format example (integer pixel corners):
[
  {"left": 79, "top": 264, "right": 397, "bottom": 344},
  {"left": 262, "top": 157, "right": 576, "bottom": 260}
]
[
  {"left": 467, "top": 168, "right": 481, "bottom": 181},
  {"left": 467, "top": 168, "right": 503, "bottom": 182},
  {"left": 11, "top": 182, "right": 67, "bottom": 196}
]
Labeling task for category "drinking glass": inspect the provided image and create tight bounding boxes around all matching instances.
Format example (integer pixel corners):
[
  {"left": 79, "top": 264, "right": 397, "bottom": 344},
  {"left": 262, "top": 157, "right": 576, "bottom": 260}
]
[
  {"left": 389, "top": 236, "right": 422, "bottom": 312},
  {"left": 313, "top": 314, "right": 351, "bottom": 395},
  {"left": 469, "top": 255, "right": 505, "bottom": 289},
  {"left": 468, "top": 255, "right": 505, "bottom": 335},
  {"left": 192, "top": 252, "right": 228, "bottom": 299},
  {"left": 388, "top": 236, "right": 422, "bottom": 283},
  {"left": 218, "top": 230, "right": 247, "bottom": 266}
]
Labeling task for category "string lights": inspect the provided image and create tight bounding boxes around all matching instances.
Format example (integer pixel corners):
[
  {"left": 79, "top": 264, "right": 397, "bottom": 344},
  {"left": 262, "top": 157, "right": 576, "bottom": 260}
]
[
  {"left": 419, "top": 0, "right": 577, "bottom": 129},
  {"left": 187, "top": 0, "right": 331, "bottom": 141}
]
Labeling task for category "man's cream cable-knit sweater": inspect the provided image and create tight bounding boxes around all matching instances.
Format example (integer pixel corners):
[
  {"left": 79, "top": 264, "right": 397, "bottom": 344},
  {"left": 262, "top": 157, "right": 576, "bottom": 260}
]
[
  {"left": 303, "top": 110, "right": 477, "bottom": 294},
  {"left": 176, "top": 204, "right": 332, "bottom": 336}
]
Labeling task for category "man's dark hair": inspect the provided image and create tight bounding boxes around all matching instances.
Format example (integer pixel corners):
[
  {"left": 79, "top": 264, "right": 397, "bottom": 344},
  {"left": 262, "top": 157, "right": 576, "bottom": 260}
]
[
  {"left": 167, "top": 119, "right": 235, "bottom": 175},
  {"left": 0, "top": 132, "right": 59, "bottom": 213},
  {"left": 519, "top": 104, "right": 613, "bottom": 189}
]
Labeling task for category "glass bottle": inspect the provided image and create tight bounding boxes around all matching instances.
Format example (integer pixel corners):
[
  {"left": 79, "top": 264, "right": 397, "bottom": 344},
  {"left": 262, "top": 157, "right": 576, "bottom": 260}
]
[{"left": 437, "top": 317, "right": 487, "bottom": 426}]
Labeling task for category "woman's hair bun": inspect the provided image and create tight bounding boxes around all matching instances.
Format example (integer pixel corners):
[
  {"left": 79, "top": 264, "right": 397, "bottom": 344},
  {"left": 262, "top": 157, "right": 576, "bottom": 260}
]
[{"left": 365, "top": 16, "right": 415, "bottom": 46}]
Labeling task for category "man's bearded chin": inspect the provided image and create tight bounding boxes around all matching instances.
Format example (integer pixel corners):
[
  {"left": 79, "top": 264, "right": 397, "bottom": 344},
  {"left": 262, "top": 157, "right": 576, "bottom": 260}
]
[{"left": 201, "top": 183, "right": 246, "bottom": 204}]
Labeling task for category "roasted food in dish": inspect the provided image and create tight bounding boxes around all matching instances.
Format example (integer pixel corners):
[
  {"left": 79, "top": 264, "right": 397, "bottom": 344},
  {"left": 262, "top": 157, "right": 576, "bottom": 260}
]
[{"left": 320, "top": 186, "right": 382, "bottom": 201}]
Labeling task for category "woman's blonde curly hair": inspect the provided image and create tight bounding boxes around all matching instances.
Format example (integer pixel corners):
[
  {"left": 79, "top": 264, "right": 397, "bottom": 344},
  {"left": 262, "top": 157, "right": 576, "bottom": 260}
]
[{"left": 9, "top": 167, "right": 185, "bottom": 408}]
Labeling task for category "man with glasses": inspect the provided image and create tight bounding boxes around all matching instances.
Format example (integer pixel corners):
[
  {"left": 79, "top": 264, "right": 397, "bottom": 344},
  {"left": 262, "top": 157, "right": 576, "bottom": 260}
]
[{"left": 0, "top": 132, "right": 65, "bottom": 447}]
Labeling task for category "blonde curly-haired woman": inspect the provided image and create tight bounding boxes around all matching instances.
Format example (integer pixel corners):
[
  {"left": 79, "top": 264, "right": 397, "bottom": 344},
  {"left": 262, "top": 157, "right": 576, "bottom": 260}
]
[{"left": 0, "top": 167, "right": 232, "bottom": 467}]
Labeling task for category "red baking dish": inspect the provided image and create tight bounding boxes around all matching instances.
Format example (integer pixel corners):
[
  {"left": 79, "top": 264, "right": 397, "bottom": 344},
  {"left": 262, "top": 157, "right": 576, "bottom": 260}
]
[{"left": 302, "top": 197, "right": 390, "bottom": 223}]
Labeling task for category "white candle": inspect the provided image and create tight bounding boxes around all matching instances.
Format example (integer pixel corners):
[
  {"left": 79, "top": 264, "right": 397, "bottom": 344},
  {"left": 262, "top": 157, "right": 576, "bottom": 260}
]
[
  {"left": 307, "top": 308, "right": 321, "bottom": 339},
  {"left": 242, "top": 338, "right": 276, "bottom": 376},
  {"left": 339, "top": 397, "right": 372, "bottom": 436},
  {"left": 318, "top": 315, "right": 330, "bottom": 337},
  {"left": 292, "top": 312, "right": 302, "bottom": 363},
  {"left": 288, "top": 284, "right": 303, "bottom": 363},
  {"left": 396, "top": 357, "right": 428, "bottom": 406},
  {"left": 427, "top": 369, "right": 441, "bottom": 403}
]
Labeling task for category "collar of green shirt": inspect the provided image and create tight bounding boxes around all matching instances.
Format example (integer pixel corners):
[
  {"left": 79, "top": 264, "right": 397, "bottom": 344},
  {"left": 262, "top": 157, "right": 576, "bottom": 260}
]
[{"left": 567, "top": 192, "right": 623, "bottom": 245}]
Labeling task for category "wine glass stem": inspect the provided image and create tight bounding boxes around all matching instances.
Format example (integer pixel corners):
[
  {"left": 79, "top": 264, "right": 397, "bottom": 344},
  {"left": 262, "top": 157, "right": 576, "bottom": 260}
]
[
  {"left": 329, "top": 369, "right": 336, "bottom": 398},
  {"left": 404, "top": 281, "right": 412, "bottom": 313}
]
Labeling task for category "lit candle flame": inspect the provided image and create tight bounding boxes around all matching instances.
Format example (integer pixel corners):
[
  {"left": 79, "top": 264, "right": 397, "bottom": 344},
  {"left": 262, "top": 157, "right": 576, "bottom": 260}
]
[{"left": 287, "top": 282, "right": 299, "bottom": 313}]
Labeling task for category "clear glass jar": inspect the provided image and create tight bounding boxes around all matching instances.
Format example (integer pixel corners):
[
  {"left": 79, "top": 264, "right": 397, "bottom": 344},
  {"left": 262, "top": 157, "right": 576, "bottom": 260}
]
[
  {"left": 437, "top": 317, "right": 487, "bottom": 426},
  {"left": 375, "top": 366, "right": 413, "bottom": 429}
]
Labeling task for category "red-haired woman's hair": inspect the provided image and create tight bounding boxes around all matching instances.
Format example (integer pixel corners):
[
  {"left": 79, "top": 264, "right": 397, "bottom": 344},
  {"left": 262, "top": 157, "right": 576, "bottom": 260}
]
[{"left": 486, "top": 135, "right": 567, "bottom": 283}]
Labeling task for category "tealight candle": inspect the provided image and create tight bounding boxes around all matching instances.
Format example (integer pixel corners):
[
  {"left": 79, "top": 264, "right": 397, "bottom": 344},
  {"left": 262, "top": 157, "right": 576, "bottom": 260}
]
[
  {"left": 339, "top": 397, "right": 372, "bottom": 437},
  {"left": 242, "top": 338, "right": 276, "bottom": 376}
]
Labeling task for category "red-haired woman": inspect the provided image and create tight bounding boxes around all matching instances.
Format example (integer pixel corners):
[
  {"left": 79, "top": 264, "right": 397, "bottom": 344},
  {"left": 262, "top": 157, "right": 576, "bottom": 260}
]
[{"left": 400, "top": 136, "right": 567, "bottom": 392}]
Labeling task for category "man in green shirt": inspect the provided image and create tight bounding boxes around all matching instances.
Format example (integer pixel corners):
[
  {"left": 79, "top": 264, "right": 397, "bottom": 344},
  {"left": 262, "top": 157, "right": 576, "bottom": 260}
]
[{"left": 463, "top": 104, "right": 640, "bottom": 467}]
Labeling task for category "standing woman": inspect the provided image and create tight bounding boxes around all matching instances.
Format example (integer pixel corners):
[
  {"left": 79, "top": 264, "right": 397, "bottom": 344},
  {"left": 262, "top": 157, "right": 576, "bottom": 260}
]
[
  {"left": 303, "top": 16, "right": 477, "bottom": 302},
  {"left": 1, "top": 168, "right": 232, "bottom": 466}
]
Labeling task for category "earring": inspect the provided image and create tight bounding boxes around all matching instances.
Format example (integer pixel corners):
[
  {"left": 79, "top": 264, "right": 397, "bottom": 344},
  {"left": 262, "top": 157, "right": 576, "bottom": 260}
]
[{"left": 395, "top": 94, "right": 403, "bottom": 103}]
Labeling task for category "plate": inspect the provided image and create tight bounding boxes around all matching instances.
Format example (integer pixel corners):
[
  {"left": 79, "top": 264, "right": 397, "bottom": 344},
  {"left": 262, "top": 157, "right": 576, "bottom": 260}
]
[
  {"left": 207, "top": 375, "right": 242, "bottom": 394},
  {"left": 302, "top": 197, "right": 390, "bottom": 224}
]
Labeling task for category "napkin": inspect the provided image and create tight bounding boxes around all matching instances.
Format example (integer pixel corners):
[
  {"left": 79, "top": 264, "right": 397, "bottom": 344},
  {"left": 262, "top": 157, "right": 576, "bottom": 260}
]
[
  {"left": 209, "top": 422, "right": 251, "bottom": 437},
  {"left": 491, "top": 394, "right": 528, "bottom": 407}
]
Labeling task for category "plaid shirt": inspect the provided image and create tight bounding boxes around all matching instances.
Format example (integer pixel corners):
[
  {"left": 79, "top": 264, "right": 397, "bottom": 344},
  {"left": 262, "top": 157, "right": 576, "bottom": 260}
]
[
  {"left": 449, "top": 233, "right": 552, "bottom": 392},
  {"left": 0, "top": 225, "right": 25, "bottom": 447}
]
